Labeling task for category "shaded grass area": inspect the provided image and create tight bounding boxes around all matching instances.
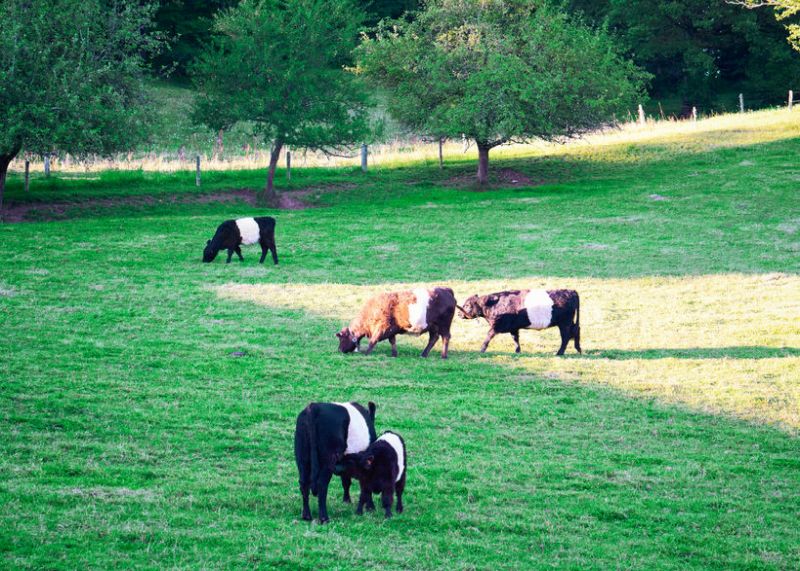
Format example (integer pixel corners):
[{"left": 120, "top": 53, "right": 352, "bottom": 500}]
[{"left": 1, "top": 110, "right": 799, "bottom": 569}]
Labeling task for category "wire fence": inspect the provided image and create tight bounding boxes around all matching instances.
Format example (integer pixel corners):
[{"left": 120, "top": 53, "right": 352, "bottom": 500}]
[{"left": 7, "top": 89, "right": 799, "bottom": 179}]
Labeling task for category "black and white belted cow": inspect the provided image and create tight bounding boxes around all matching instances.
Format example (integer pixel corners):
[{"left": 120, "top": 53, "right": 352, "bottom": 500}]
[
  {"left": 202, "top": 216, "right": 278, "bottom": 264},
  {"left": 457, "top": 289, "right": 581, "bottom": 355},
  {"left": 294, "top": 401, "right": 377, "bottom": 523}
]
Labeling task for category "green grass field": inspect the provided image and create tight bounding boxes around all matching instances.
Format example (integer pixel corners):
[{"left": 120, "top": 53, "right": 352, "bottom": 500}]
[{"left": 1, "top": 110, "right": 799, "bottom": 570}]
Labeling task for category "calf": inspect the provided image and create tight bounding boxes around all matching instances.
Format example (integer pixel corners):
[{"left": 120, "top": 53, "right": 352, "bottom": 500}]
[
  {"left": 294, "top": 401, "right": 377, "bottom": 523},
  {"left": 457, "top": 289, "right": 581, "bottom": 355},
  {"left": 202, "top": 216, "right": 278, "bottom": 264},
  {"left": 336, "top": 287, "right": 456, "bottom": 358},
  {"left": 339, "top": 431, "right": 406, "bottom": 519}
]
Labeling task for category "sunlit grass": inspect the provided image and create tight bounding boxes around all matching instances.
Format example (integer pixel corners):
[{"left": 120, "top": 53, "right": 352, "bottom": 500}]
[{"left": 217, "top": 273, "right": 800, "bottom": 431}]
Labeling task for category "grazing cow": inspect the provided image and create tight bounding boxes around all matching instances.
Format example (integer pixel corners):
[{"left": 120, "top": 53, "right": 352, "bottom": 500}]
[
  {"left": 338, "top": 430, "right": 406, "bottom": 519},
  {"left": 294, "top": 401, "right": 377, "bottom": 523},
  {"left": 336, "top": 287, "right": 456, "bottom": 358},
  {"left": 457, "top": 289, "right": 581, "bottom": 355},
  {"left": 202, "top": 216, "right": 278, "bottom": 264}
]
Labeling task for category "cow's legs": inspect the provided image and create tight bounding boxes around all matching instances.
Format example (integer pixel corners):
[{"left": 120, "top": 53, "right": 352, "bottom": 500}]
[
  {"left": 363, "top": 336, "right": 380, "bottom": 356},
  {"left": 440, "top": 333, "right": 450, "bottom": 359},
  {"left": 342, "top": 474, "right": 352, "bottom": 503},
  {"left": 421, "top": 330, "right": 440, "bottom": 358},
  {"left": 396, "top": 479, "right": 405, "bottom": 513},
  {"left": 269, "top": 241, "right": 279, "bottom": 265},
  {"left": 556, "top": 324, "right": 570, "bottom": 356},
  {"left": 235, "top": 246, "right": 244, "bottom": 261},
  {"left": 381, "top": 486, "right": 395, "bottom": 519},
  {"left": 316, "top": 467, "right": 334, "bottom": 523},
  {"left": 511, "top": 330, "right": 521, "bottom": 353},
  {"left": 356, "top": 486, "right": 370, "bottom": 515},
  {"left": 572, "top": 324, "right": 582, "bottom": 353},
  {"left": 480, "top": 329, "right": 497, "bottom": 353},
  {"left": 298, "top": 461, "right": 312, "bottom": 521},
  {"left": 389, "top": 335, "right": 398, "bottom": 357},
  {"left": 259, "top": 243, "right": 268, "bottom": 264},
  {"left": 226, "top": 248, "right": 234, "bottom": 263}
]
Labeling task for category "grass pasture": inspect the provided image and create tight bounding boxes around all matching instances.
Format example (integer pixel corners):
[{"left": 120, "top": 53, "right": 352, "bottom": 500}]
[{"left": 1, "top": 110, "right": 799, "bottom": 570}]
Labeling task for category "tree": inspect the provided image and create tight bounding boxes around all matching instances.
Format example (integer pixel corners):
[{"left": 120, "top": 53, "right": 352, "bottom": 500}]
[
  {"left": 731, "top": 1, "right": 800, "bottom": 51},
  {"left": 0, "top": 0, "right": 160, "bottom": 210},
  {"left": 192, "top": 0, "right": 373, "bottom": 204},
  {"left": 150, "top": 0, "right": 238, "bottom": 77},
  {"left": 357, "top": 0, "right": 646, "bottom": 185},
  {"left": 564, "top": 0, "right": 800, "bottom": 107}
]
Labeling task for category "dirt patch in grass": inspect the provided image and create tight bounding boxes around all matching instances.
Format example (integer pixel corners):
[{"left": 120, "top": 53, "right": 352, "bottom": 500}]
[
  {"left": 444, "top": 168, "right": 544, "bottom": 189},
  {"left": 0, "top": 186, "right": 336, "bottom": 222}
]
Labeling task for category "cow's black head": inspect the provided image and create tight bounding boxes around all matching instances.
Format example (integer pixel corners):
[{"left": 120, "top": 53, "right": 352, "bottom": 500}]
[
  {"left": 203, "top": 239, "right": 218, "bottom": 263},
  {"left": 457, "top": 295, "right": 482, "bottom": 319},
  {"left": 336, "top": 327, "right": 360, "bottom": 353}
]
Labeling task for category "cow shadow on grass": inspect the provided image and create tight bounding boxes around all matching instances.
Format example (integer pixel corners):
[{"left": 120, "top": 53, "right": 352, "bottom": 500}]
[{"left": 506, "top": 346, "right": 800, "bottom": 360}]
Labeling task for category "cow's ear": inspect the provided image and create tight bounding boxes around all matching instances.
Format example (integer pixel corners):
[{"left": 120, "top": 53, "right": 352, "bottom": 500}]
[{"left": 335, "top": 332, "right": 342, "bottom": 338}]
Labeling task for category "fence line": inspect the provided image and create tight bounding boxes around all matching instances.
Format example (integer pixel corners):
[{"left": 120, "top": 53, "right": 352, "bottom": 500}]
[{"left": 6, "top": 90, "right": 798, "bottom": 177}]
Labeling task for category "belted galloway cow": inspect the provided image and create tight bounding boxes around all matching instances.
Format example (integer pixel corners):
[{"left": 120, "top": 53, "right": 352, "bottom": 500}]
[{"left": 457, "top": 289, "right": 581, "bottom": 355}]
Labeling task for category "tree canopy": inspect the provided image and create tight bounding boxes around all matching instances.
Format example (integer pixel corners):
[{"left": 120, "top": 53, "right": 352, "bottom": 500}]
[
  {"left": 0, "top": 0, "right": 160, "bottom": 209},
  {"left": 192, "top": 0, "right": 374, "bottom": 203},
  {"left": 563, "top": 0, "right": 800, "bottom": 108},
  {"left": 358, "top": 0, "right": 647, "bottom": 184},
  {"left": 151, "top": 0, "right": 416, "bottom": 77},
  {"left": 732, "top": 1, "right": 800, "bottom": 51}
]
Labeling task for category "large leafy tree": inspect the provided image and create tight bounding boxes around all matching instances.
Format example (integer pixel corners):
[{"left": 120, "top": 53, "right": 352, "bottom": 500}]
[
  {"left": 0, "top": 0, "right": 160, "bottom": 210},
  {"left": 192, "top": 0, "right": 373, "bottom": 203},
  {"left": 731, "top": 1, "right": 800, "bottom": 51},
  {"left": 564, "top": 0, "right": 800, "bottom": 106},
  {"left": 151, "top": 0, "right": 238, "bottom": 76},
  {"left": 358, "top": 0, "right": 646, "bottom": 185}
]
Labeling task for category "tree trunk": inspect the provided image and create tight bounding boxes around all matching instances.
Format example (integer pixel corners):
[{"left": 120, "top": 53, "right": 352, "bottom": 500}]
[
  {"left": 0, "top": 151, "right": 18, "bottom": 213},
  {"left": 477, "top": 142, "right": 490, "bottom": 185},
  {"left": 261, "top": 140, "right": 284, "bottom": 205}
]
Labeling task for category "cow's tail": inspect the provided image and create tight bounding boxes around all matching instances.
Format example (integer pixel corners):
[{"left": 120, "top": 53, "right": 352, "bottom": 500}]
[
  {"left": 308, "top": 405, "right": 320, "bottom": 496},
  {"left": 572, "top": 292, "right": 582, "bottom": 353}
]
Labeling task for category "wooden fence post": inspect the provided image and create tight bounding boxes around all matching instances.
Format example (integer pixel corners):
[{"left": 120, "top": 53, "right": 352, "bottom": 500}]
[
  {"left": 361, "top": 144, "right": 368, "bottom": 172},
  {"left": 44, "top": 154, "right": 50, "bottom": 177},
  {"left": 286, "top": 149, "right": 291, "bottom": 182},
  {"left": 438, "top": 137, "right": 444, "bottom": 170},
  {"left": 739, "top": 93, "right": 744, "bottom": 113},
  {"left": 691, "top": 107, "right": 697, "bottom": 122},
  {"left": 195, "top": 155, "right": 201, "bottom": 187},
  {"left": 789, "top": 90, "right": 794, "bottom": 111},
  {"left": 638, "top": 104, "right": 646, "bottom": 125},
  {"left": 24, "top": 160, "right": 30, "bottom": 192}
]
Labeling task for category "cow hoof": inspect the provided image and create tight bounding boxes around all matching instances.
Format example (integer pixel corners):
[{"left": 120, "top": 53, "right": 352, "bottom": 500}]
[
  {"left": 302, "top": 512, "right": 312, "bottom": 521},
  {"left": 343, "top": 496, "right": 351, "bottom": 504},
  {"left": 515, "top": 348, "right": 521, "bottom": 354},
  {"left": 319, "top": 516, "right": 329, "bottom": 524}
]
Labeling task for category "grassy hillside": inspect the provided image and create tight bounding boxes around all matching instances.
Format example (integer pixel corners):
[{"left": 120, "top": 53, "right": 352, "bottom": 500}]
[{"left": 0, "top": 109, "right": 798, "bottom": 569}]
